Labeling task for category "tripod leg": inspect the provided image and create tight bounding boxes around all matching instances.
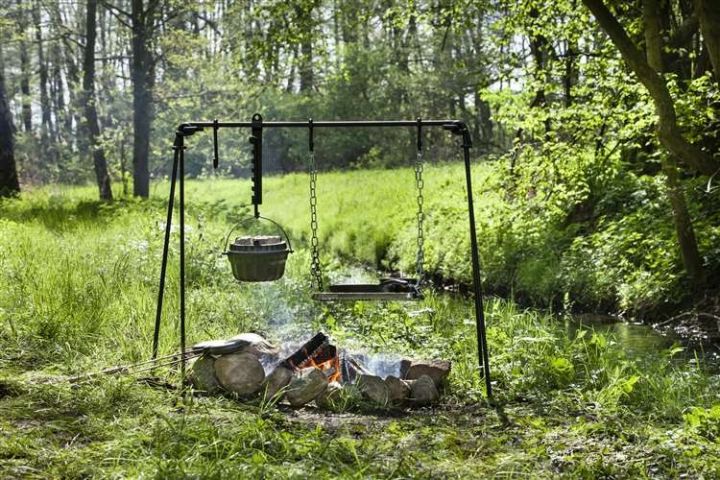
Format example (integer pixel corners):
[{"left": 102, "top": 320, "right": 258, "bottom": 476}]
[
  {"left": 462, "top": 135, "right": 492, "bottom": 399},
  {"left": 152, "top": 135, "right": 181, "bottom": 360}
]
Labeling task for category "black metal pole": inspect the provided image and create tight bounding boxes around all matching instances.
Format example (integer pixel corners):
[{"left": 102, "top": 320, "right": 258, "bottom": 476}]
[
  {"left": 180, "top": 119, "right": 461, "bottom": 129},
  {"left": 461, "top": 129, "right": 492, "bottom": 398},
  {"left": 179, "top": 134, "right": 187, "bottom": 385},
  {"left": 212, "top": 119, "right": 219, "bottom": 169},
  {"left": 152, "top": 133, "right": 181, "bottom": 359},
  {"left": 250, "top": 114, "right": 263, "bottom": 218}
]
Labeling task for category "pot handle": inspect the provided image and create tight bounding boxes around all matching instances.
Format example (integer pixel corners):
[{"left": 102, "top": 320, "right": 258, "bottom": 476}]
[{"left": 222, "top": 215, "right": 294, "bottom": 253}]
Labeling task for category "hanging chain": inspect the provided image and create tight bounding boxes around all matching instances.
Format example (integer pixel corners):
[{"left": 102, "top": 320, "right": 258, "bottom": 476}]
[
  {"left": 309, "top": 151, "right": 323, "bottom": 290},
  {"left": 414, "top": 148, "right": 425, "bottom": 283}
]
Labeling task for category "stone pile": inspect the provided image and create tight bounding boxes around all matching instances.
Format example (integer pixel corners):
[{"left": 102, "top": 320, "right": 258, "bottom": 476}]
[{"left": 188, "top": 332, "right": 451, "bottom": 409}]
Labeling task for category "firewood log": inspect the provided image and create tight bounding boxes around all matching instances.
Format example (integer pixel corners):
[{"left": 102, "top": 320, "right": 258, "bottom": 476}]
[
  {"left": 286, "top": 367, "right": 328, "bottom": 407},
  {"left": 214, "top": 352, "right": 266, "bottom": 396}
]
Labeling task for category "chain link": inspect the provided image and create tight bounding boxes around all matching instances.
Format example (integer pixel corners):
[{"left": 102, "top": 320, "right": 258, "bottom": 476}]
[
  {"left": 309, "top": 151, "right": 323, "bottom": 290},
  {"left": 414, "top": 149, "right": 425, "bottom": 282}
]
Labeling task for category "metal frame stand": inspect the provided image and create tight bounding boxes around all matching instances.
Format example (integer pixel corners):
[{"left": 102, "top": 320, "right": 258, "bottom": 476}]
[{"left": 151, "top": 115, "right": 492, "bottom": 398}]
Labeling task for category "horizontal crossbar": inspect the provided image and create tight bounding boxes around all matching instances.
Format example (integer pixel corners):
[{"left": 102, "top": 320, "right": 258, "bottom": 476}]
[{"left": 311, "top": 292, "right": 421, "bottom": 302}]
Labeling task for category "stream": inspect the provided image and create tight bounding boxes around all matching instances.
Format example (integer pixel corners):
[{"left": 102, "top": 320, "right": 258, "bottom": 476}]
[
  {"left": 325, "top": 266, "right": 720, "bottom": 369},
  {"left": 569, "top": 313, "right": 720, "bottom": 368}
]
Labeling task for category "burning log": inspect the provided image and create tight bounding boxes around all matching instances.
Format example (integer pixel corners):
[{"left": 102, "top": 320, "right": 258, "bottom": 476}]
[
  {"left": 282, "top": 332, "right": 329, "bottom": 369},
  {"left": 285, "top": 368, "right": 328, "bottom": 407},
  {"left": 215, "top": 352, "right": 266, "bottom": 396},
  {"left": 281, "top": 332, "right": 343, "bottom": 383}
]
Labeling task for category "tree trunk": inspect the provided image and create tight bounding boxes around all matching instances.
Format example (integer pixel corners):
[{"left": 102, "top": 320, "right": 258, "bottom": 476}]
[
  {"left": 563, "top": 38, "right": 578, "bottom": 107},
  {"left": 298, "top": 17, "right": 314, "bottom": 92},
  {"left": 18, "top": 0, "right": 32, "bottom": 133},
  {"left": 664, "top": 164, "right": 704, "bottom": 288},
  {"left": 286, "top": 44, "right": 298, "bottom": 93},
  {"left": 0, "top": 45, "right": 20, "bottom": 197},
  {"left": 643, "top": 0, "right": 705, "bottom": 289},
  {"left": 528, "top": 7, "right": 552, "bottom": 135},
  {"left": 582, "top": 0, "right": 719, "bottom": 177},
  {"left": 49, "top": 1, "right": 83, "bottom": 154},
  {"left": 83, "top": 0, "right": 112, "bottom": 201},
  {"left": 32, "top": 0, "right": 52, "bottom": 157},
  {"left": 694, "top": 0, "right": 720, "bottom": 81},
  {"left": 130, "top": 0, "right": 155, "bottom": 198},
  {"left": 51, "top": 35, "right": 70, "bottom": 135}
]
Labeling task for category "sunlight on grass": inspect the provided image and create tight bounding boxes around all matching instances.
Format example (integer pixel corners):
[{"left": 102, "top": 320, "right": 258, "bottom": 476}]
[{"left": 1, "top": 175, "right": 719, "bottom": 478}]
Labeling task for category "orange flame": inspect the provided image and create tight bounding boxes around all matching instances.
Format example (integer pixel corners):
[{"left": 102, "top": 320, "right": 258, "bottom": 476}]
[{"left": 289, "top": 346, "right": 341, "bottom": 383}]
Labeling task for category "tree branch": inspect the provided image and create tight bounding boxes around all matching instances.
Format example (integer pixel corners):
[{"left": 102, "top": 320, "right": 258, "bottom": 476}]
[
  {"left": 582, "top": 0, "right": 719, "bottom": 176},
  {"left": 100, "top": 1, "right": 132, "bottom": 29}
]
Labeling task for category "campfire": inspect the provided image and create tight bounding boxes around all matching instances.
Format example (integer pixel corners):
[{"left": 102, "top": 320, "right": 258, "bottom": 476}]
[{"left": 188, "top": 332, "right": 451, "bottom": 408}]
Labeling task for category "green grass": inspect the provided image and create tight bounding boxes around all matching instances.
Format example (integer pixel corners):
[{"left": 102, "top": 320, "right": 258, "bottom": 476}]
[{"left": 1, "top": 172, "right": 719, "bottom": 478}]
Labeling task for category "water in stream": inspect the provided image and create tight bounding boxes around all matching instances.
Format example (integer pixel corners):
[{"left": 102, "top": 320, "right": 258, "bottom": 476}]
[
  {"left": 568, "top": 313, "right": 720, "bottom": 368},
  {"left": 328, "top": 266, "right": 720, "bottom": 368}
]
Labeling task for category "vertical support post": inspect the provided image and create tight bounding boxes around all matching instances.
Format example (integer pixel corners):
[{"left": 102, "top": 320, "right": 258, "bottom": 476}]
[
  {"left": 178, "top": 134, "right": 187, "bottom": 385},
  {"left": 461, "top": 128, "right": 492, "bottom": 398},
  {"left": 250, "top": 113, "right": 263, "bottom": 218},
  {"left": 152, "top": 133, "right": 181, "bottom": 359},
  {"left": 212, "top": 119, "right": 219, "bottom": 169}
]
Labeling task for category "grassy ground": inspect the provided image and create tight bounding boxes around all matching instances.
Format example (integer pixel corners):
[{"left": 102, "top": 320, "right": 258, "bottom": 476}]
[{"left": 1, "top": 174, "right": 719, "bottom": 478}]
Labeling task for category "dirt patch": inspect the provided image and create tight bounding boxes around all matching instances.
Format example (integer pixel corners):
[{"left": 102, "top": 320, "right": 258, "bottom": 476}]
[{"left": 278, "top": 401, "right": 495, "bottom": 432}]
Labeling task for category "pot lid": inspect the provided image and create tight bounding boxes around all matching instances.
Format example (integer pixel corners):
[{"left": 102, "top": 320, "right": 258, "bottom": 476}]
[{"left": 230, "top": 235, "right": 287, "bottom": 252}]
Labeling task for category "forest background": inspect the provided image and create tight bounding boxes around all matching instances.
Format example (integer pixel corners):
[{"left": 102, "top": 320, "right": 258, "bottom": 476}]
[{"left": 1, "top": 0, "right": 719, "bottom": 319}]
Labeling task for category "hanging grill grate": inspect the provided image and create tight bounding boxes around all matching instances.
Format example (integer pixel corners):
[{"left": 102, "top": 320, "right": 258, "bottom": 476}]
[{"left": 311, "top": 278, "right": 422, "bottom": 301}]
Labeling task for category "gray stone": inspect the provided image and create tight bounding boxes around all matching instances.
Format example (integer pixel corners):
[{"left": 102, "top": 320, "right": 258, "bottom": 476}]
[
  {"left": 286, "top": 368, "right": 328, "bottom": 407},
  {"left": 356, "top": 374, "right": 389, "bottom": 406},
  {"left": 214, "top": 352, "right": 266, "bottom": 396},
  {"left": 404, "top": 359, "right": 451, "bottom": 388},
  {"left": 410, "top": 374, "right": 439, "bottom": 405},
  {"left": 263, "top": 365, "right": 293, "bottom": 401},
  {"left": 315, "top": 381, "right": 343, "bottom": 410},
  {"left": 188, "top": 355, "right": 221, "bottom": 394},
  {"left": 385, "top": 375, "right": 410, "bottom": 404}
]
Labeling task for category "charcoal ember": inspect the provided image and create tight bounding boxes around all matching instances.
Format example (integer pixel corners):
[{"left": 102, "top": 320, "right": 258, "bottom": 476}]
[
  {"left": 188, "top": 354, "right": 221, "bottom": 394},
  {"left": 409, "top": 374, "right": 439, "bottom": 405},
  {"left": 385, "top": 375, "right": 410, "bottom": 404},
  {"left": 229, "top": 333, "right": 279, "bottom": 357},
  {"left": 404, "top": 359, "right": 451, "bottom": 388},
  {"left": 286, "top": 368, "right": 328, "bottom": 407},
  {"left": 263, "top": 365, "right": 293, "bottom": 401},
  {"left": 356, "top": 374, "right": 389, "bottom": 406},
  {"left": 315, "top": 381, "right": 343, "bottom": 410},
  {"left": 214, "top": 352, "right": 266, "bottom": 396}
]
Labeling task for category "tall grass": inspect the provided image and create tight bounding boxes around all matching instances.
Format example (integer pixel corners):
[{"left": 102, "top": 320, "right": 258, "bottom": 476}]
[{"left": 1, "top": 176, "right": 719, "bottom": 478}]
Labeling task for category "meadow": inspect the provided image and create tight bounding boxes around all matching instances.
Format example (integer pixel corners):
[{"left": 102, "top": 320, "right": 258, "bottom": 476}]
[{"left": 1, "top": 167, "right": 719, "bottom": 478}]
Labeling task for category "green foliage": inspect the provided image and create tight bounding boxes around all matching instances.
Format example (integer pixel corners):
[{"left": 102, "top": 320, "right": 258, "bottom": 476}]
[{"left": 1, "top": 184, "right": 720, "bottom": 477}]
